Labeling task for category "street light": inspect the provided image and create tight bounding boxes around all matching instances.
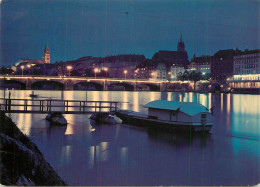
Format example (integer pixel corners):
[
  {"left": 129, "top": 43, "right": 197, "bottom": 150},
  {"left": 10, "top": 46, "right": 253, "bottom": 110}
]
[
  {"left": 27, "top": 64, "right": 31, "bottom": 75},
  {"left": 124, "top": 70, "right": 127, "bottom": 79},
  {"left": 104, "top": 67, "right": 108, "bottom": 78},
  {"left": 31, "top": 64, "right": 36, "bottom": 75},
  {"left": 67, "top": 66, "right": 72, "bottom": 77},
  {"left": 21, "top": 66, "right": 24, "bottom": 76},
  {"left": 151, "top": 72, "right": 155, "bottom": 79},
  {"left": 94, "top": 68, "right": 99, "bottom": 79}
]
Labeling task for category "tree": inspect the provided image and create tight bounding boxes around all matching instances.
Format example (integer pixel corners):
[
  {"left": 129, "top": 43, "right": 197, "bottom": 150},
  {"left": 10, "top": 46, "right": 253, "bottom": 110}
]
[
  {"left": 177, "top": 71, "right": 202, "bottom": 91},
  {"left": 189, "top": 71, "right": 202, "bottom": 91}
]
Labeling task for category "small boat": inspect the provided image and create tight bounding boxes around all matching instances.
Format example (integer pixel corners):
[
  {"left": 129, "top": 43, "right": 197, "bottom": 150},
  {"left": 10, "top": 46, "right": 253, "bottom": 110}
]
[
  {"left": 29, "top": 91, "right": 38, "bottom": 98},
  {"left": 116, "top": 100, "right": 214, "bottom": 133},
  {"left": 90, "top": 112, "right": 117, "bottom": 125},
  {"left": 46, "top": 112, "right": 67, "bottom": 126}
]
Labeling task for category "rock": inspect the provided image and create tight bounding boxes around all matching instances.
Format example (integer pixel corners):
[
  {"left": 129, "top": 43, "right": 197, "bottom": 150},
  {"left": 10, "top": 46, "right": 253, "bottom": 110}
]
[{"left": 0, "top": 111, "right": 66, "bottom": 186}]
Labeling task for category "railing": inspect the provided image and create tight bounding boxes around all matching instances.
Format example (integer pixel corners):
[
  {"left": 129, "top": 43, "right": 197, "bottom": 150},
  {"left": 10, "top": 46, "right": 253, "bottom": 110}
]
[
  {"left": 0, "top": 98, "right": 123, "bottom": 114},
  {"left": 0, "top": 75, "right": 162, "bottom": 83}
]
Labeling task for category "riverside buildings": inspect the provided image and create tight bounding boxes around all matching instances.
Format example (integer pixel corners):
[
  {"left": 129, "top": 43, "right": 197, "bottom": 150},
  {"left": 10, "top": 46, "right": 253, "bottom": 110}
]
[
  {"left": 211, "top": 49, "right": 242, "bottom": 81},
  {"left": 189, "top": 55, "right": 212, "bottom": 75},
  {"left": 233, "top": 49, "right": 260, "bottom": 81}
]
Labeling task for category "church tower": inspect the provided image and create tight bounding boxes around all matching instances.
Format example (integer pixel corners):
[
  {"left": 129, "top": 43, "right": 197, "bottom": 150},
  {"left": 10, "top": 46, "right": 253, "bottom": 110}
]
[
  {"left": 43, "top": 45, "right": 50, "bottom": 64},
  {"left": 177, "top": 35, "right": 185, "bottom": 52}
]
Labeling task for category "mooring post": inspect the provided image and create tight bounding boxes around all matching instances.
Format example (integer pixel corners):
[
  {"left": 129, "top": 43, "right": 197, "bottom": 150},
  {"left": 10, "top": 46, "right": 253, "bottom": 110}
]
[
  {"left": 79, "top": 101, "right": 82, "bottom": 112},
  {"left": 8, "top": 91, "right": 11, "bottom": 111},
  {"left": 83, "top": 101, "right": 85, "bottom": 113}
]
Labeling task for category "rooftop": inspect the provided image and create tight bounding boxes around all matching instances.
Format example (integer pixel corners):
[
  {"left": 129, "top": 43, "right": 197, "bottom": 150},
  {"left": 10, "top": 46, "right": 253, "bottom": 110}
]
[{"left": 144, "top": 100, "right": 209, "bottom": 116}]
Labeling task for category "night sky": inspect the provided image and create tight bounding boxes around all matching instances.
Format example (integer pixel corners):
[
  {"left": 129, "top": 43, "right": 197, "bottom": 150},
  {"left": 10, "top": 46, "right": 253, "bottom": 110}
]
[{"left": 0, "top": 0, "right": 259, "bottom": 66}]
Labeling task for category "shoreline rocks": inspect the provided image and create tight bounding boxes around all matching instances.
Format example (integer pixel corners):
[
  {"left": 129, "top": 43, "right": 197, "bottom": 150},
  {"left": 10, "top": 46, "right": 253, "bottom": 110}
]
[{"left": 0, "top": 111, "right": 66, "bottom": 186}]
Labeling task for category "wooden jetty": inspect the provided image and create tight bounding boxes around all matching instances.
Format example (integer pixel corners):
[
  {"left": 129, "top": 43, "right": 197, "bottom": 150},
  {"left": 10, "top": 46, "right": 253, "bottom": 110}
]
[{"left": 0, "top": 98, "right": 122, "bottom": 114}]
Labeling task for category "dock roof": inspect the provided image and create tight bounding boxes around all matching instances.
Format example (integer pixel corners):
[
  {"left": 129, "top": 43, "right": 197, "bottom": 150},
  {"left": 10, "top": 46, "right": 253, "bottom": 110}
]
[{"left": 144, "top": 100, "right": 209, "bottom": 116}]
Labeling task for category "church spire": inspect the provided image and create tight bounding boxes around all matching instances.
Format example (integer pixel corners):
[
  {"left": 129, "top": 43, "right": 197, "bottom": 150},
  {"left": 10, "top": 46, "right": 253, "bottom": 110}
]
[
  {"left": 43, "top": 44, "right": 50, "bottom": 63},
  {"left": 44, "top": 44, "right": 50, "bottom": 53},
  {"left": 177, "top": 35, "right": 185, "bottom": 52}
]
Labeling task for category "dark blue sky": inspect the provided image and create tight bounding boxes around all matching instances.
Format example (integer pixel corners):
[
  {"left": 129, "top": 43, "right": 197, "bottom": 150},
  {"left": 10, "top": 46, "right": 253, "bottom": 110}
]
[{"left": 1, "top": 0, "right": 259, "bottom": 66}]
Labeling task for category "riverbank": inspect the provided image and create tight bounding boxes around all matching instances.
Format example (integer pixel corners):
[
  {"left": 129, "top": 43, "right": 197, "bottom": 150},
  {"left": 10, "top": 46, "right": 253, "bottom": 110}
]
[{"left": 0, "top": 111, "right": 66, "bottom": 186}]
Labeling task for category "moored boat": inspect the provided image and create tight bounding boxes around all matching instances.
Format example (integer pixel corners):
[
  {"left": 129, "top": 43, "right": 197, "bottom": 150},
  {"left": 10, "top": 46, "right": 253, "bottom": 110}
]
[
  {"left": 29, "top": 91, "right": 38, "bottom": 98},
  {"left": 90, "top": 112, "right": 117, "bottom": 125},
  {"left": 116, "top": 100, "right": 214, "bottom": 133},
  {"left": 46, "top": 112, "right": 67, "bottom": 126}
]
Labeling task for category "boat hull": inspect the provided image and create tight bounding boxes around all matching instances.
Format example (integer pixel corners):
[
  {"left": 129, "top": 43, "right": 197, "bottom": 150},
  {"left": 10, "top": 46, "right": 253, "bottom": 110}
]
[
  {"left": 45, "top": 112, "right": 67, "bottom": 126},
  {"left": 116, "top": 112, "right": 213, "bottom": 133}
]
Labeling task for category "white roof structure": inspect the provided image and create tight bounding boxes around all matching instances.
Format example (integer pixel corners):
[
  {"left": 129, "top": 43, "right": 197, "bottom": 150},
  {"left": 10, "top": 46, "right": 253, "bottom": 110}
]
[{"left": 144, "top": 100, "right": 209, "bottom": 116}]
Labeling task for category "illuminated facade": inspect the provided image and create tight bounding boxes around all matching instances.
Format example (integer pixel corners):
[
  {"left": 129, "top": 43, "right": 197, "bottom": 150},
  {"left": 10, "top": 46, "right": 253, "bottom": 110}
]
[
  {"left": 170, "top": 64, "right": 184, "bottom": 81},
  {"left": 188, "top": 55, "right": 211, "bottom": 74},
  {"left": 156, "top": 63, "right": 167, "bottom": 81},
  {"left": 233, "top": 49, "right": 260, "bottom": 80},
  {"left": 43, "top": 45, "right": 50, "bottom": 64}
]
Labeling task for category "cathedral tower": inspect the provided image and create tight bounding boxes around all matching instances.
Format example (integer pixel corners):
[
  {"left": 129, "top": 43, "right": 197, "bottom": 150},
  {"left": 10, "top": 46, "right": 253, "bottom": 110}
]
[
  {"left": 43, "top": 45, "right": 50, "bottom": 64},
  {"left": 177, "top": 35, "right": 185, "bottom": 52}
]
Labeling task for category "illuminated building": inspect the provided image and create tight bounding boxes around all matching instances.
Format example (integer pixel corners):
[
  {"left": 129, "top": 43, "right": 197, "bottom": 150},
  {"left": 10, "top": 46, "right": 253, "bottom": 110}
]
[
  {"left": 170, "top": 64, "right": 184, "bottom": 81},
  {"left": 42, "top": 45, "right": 50, "bottom": 64},
  {"left": 189, "top": 55, "right": 212, "bottom": 74},
  {"left": 156, "top": 63, "right": 167, "bottom": 81},
  {"left": 233, "top": 49, "right": 260, "bottom": 81}
]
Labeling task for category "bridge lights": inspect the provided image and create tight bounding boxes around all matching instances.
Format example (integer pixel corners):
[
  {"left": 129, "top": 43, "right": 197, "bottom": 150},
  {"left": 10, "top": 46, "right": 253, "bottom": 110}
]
[
  {"left": 27, "top": 65, "right": 31, "bottom": 75},
  {"left": 94, "top": 68, "right": 99, "bottom": 79},
  {"left": 67, "top": 66, "right": 72, "bottom": 77},
  {"left": 124, "top": 70, "right": 127, "bottom": 79},
  {"left": 21, "top": 66, "right": 24, "bottom": 76}
]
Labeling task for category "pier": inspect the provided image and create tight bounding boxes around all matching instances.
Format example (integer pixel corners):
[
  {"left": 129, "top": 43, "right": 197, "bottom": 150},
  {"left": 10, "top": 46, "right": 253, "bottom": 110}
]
[{"left": 0, "top": 98, "right": 121, "bottom": 114}]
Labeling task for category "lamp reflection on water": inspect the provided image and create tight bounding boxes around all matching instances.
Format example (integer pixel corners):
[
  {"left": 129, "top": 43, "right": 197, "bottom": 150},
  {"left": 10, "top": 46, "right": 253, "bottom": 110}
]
[
  {"left": 179, "top": 94, "right": 182, "bottom": 102},
  {"left": 226, "top": 94, "right": 231, "bottom": 130},
  {"left": 133, "top": 92, "right": 139, "bottom": 112},
  {"left": 122, "top": 92, "right": 129, "bottom": 110},
  {"left": 221, "top": 93, "right": 223, "bottom": 112},
  {"left": 65, "top": 124, "right": 74, "bottom": 135},
  {"left": 86, "top": 146, "right": 95, "bottom": 169},
  {"left": 61, "top": 145, "right": 72, "bottom": 165},
  {"left": 208, "top": 93, "right": 212, "bottom": 110},
  {"left": 120, "top": 147, "right": 129, "bottom": 170},
  {"left": 100, "top": 142, "right": 109, "bottom": 161},
  {"left": 150, "top": 92, "right": 156, "bottom": 102},
  {"left": 16, "top": 113, "right": 33, "bottom": 135},
  {"left": 199, "top": 94, "right": 207, "bottom": 107},
  {"left": 167, "top": 92, "right": 172, "bottom": 101},
  {"left": 189, "top": 92, "right": 193, "bottom": 102}
]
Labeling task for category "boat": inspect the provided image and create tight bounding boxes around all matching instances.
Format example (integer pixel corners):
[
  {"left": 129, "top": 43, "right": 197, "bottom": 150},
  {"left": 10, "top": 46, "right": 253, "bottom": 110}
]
[
  {"left": 116, "top": 100, "right": 214, "bottom": 133},
  {"left": 29, "top": 91, "right": 38, "bottom": 98},
  {"left": 90, "top": 112, "right": 118, "bottom": 125},
  {"left": 46, "top": 112, "right": 67, "bottom": 126}
]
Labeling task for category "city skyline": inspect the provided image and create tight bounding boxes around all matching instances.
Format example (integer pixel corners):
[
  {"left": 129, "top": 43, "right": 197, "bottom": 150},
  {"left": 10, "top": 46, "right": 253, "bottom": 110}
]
[{"left": 1, "top": 0, "right": 259, "bottom": 66}]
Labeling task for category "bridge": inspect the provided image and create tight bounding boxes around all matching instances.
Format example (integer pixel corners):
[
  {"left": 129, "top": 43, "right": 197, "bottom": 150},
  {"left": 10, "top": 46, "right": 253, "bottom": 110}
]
[
  {"left": 0, "top": 75, "right": 168, "bottom": 91},
  {"left": 0, "top": 75, "right": 259, "bottom": 92}
]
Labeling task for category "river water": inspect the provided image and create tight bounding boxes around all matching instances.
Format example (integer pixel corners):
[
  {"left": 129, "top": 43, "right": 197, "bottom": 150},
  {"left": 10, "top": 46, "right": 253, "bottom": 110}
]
[{"left": 1, "top": 90, "right": 259, "bottom": 186}]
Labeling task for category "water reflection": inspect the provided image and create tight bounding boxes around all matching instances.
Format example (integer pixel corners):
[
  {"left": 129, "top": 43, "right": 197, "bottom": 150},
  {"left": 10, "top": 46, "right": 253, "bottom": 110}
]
[
  {"left": 1, "top": 90, "right": 259, "bottom": 186},
  {"left": 122, "top": 92, "right": 128, "bottom": 110},
  {"left": 133, "top": 92, "right": 139, "bottom": 112}
]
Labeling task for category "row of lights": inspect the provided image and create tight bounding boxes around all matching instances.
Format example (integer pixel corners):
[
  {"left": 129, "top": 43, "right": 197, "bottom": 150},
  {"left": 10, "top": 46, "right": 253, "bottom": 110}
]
[{"left": 67, "top": 66, "right": 129, "bottom": 79}]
